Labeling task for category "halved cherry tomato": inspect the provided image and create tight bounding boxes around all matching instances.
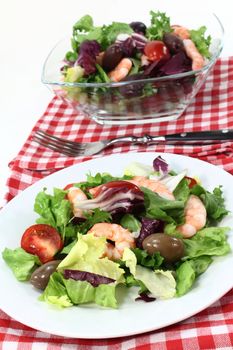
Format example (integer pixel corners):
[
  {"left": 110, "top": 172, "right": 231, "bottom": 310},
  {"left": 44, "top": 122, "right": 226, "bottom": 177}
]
[
  {"left": 185, "top": 176, "right": 197, "bottom": 188},
  {"left": 21, "top": 224, "right": 63, "bottom": 264},
  {"left": 144, "top": 40, "right": 170, "bottom": 61}
]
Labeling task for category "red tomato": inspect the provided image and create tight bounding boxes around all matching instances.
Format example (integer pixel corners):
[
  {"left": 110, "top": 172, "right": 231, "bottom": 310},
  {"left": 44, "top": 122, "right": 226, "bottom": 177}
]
[
  {"left": 21, "top": 224, "right": 63, "bottom": 264},
  {"left": 63, "top": 183, "right": 75, "bottom": 191},
  {"left": 185, "top": 176, "right": 197, "bottom": 188},
  {"left": 144, "top": 40, "right": 170, "bottom": 61}
]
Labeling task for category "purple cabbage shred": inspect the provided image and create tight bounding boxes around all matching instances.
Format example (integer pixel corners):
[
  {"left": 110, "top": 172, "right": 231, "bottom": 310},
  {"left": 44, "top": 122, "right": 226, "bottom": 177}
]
[{"left": 63, "top": 269, "right": 115, "bottom": 287}]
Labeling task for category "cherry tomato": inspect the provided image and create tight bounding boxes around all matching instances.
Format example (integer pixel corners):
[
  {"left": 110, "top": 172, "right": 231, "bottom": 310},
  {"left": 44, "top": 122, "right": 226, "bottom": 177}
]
[
  {"left": 185, "top": 176, "right": 197, "bottom": 188},
  {"left": 21, "top": 224, "right": 63, "bottom": 264},
  {"left": 144, "top": 40, "right": 170, "bottom": 61},
  {"left": 64, "top": 183, "right": 76, "bottom": 200},
  {"left": 63, "top": 183, "right": 75, "bottom": 191}
]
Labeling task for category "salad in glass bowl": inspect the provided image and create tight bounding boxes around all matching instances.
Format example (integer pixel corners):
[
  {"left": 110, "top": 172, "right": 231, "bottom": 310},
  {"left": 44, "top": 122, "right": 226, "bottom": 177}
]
[
  {"left": 2, "top": 156, "right": 231, "bottom": 309},
  {"left": 42, "top": 10, "right": 223, "bottom": 125}
]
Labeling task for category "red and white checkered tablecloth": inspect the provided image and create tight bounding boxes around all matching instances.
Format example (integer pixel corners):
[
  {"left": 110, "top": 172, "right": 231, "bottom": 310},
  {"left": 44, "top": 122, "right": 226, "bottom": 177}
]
[{"left": 1, "top": 57, "right": 233, "bottom": 349}]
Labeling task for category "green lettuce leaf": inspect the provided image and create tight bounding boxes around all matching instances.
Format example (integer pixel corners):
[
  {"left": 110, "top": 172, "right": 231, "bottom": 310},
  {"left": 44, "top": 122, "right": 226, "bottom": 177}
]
[
  {"left": 122, "top": 248, "right": 176, "bottom": 299},
  {"left": 124, "top": 161, "right": 154, "bottom": 177},
  {"left": 131, "top": 247, "right": 164, "bottom": 269},
  {"left": 101, "top": 22, "right": 133, "bottom": 49},
  {"left": 184, "top": 226, "right": 231, "bottom": 258},
  {"left": 175, "top": 260, "right": 195, "bottom": 297},
  {"left": 2, "top": 247, "right": 40, "bottom": 281},
  {"left": 58, "top": 234, "right": 125, "bottom": 283},
  {"left": 73, "top": 15, "right": 94, "bottom": 32},
  {"left": 191, "top": 185, "right": 228, "bottom": 223},
  {"left": 176, "top": 256, "right": 213, "bottom": 296},
  {"left": 39, "top": 272, "right": 72, "bottom": 307},
  {"left": 120, "top": 214, "right": 141, "bottom": 233},
  {"left": 173, "top": 178, "right": 190, "bottom": 202},
  {"left": 34, "top": 188, "right": 76, "bottom": 241},
  {"left": 190, "top": 255, "right": 213, "bottom": 276},
  {"left": 63, "top": 279, "right": 117, "bottom": 308},
  {"left": 142, "top": 187, "right": 185, "bottom": 223}
]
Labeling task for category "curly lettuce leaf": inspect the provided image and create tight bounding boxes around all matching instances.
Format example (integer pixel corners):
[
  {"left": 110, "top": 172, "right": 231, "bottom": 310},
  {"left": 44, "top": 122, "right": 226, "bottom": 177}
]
[
  {"left": 146, "top": 11, "right": 172, "bottom": 40},
  {"left": 75, "top": 172, "right": 132, "bottom": 194},
  {"left": 191, "top": 185, "right": 229, "bottom": 224},
  {"left": 34, "top": 188, "right": 76, "bottom": 241},
  {"left": 190, "top": 26, "right": 211, "bottom": 58},
  {"left": 76, "top": 208, "right": 111, "bottom": 234}
]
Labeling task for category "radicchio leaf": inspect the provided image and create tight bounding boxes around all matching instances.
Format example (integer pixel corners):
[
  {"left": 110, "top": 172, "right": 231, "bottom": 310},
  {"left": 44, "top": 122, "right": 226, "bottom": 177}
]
[
  {"left": 135, "top": 292, "right": 156, "bottom": 302},
  {"left": 74, "top": 180, "right": 144, "bottom": 217},
  {"left": 136, "top": 217, "right": 164, "bottom": 248},
  {"left": 159, "top": 51, "right": 192, "bottom": 76},
  {"left": 153, "top": 156, "right": 168, "bottom": 175},
  {"left": 77, "top": 40, "right": 101, "bottom": 75},
  {"left": 116, "top": 33, "right": 147, "bottom": 55},
  {"left": 63, "top": 269, "right": 115, "bottom": 287}
]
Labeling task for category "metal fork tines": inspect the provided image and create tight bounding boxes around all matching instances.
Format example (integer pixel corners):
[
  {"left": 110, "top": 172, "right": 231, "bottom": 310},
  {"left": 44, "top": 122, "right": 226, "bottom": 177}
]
[{"left": 33, "top": 130, "right": 110, "bottom": 157}]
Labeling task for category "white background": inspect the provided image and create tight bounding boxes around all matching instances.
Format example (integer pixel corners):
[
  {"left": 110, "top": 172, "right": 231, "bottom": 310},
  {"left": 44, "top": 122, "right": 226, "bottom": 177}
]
[{"left": 0, "top": 0, "right": 232, "bottom": 206}]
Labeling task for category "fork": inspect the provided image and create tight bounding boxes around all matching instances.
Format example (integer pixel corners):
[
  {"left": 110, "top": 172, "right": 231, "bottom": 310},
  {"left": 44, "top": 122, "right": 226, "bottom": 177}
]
[{"left": 33, "top": 129, "right": 233, "bottom": 157}]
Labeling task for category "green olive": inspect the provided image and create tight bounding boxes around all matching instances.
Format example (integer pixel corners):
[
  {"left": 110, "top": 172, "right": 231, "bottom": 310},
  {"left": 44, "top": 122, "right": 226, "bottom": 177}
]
[
  {"left": 142, "top": 233, "right": 184, "bottom": 264},
  {"left": 30, "top": 260, "right": 61, "bottom": 290}
]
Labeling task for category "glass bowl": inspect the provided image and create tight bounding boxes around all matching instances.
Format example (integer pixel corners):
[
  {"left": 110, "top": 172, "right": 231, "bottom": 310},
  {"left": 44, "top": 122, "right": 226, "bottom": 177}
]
[{"left": 42, "top": 12, "right": 224, "bottom": 126}]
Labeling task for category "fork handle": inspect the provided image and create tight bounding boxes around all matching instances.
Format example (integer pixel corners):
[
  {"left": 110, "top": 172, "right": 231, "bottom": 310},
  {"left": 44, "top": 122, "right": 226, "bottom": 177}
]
[{"left": 108, "top": 129, "right": 233, "bottom": 145}]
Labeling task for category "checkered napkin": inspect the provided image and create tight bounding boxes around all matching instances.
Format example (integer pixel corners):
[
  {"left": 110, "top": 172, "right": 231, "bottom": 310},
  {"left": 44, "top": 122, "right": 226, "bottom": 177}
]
[{"left": 1, "top": 57, "right": 233, "bottom": 349}]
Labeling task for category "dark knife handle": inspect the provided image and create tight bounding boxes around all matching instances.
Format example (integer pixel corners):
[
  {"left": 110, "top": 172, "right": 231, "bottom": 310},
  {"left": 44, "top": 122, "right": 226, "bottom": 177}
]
[
  {"left": 164, "top": 129, "right": 233, "bottom": 141},
  {"left": 108, "top": 130, "right": 233, "bottom": 147}
]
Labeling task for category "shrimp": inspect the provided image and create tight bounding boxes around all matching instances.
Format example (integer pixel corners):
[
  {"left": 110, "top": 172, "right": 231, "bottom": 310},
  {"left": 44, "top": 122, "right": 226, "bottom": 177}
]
[
  {"left": 87, "top": 223, "right": 135, "bottom": 260},
  {"left": 108, "top": 58, "right": 132, "bottom": 82},
  {"left": 178, "top": 195, "right": 207, "bottom": 238},
  {"left": 66, "top": 187, "right": 87, "bottom": 218},
  {"left": 183, "top": 39, "right": 205, "bottom": 70},
  {"left": 129, "top": 176, "right": 175, "bottom": 200},
  {"left": 172, "top": 25, "right": 190, "bottom": 40}
]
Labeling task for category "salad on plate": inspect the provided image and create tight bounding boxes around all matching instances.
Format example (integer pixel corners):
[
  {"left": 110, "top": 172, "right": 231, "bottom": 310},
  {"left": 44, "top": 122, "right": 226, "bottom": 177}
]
[{"left": 2, "top": 156, "right": 231, "bottom": 309}]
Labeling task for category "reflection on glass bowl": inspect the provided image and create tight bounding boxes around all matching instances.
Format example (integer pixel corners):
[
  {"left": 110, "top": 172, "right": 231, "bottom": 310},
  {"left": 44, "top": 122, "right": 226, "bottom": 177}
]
[{"left": 42, "top": 13, "right": 223, "bottom": 126}]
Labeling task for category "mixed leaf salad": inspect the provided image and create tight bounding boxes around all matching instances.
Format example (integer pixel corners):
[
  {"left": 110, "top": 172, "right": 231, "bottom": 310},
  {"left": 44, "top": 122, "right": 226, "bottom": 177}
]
[
  {"left": 2, "top": 156, "right": 231, "bottom": 309},
  {"left": 62, "top": 10, "right": 212, "bottom": 93}
]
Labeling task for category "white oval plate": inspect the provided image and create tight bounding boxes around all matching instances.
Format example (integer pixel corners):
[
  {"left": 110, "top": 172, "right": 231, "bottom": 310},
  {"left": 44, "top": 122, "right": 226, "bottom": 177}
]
[{"left": 0, "top": 152, "right": 233, "bottom": 339}]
